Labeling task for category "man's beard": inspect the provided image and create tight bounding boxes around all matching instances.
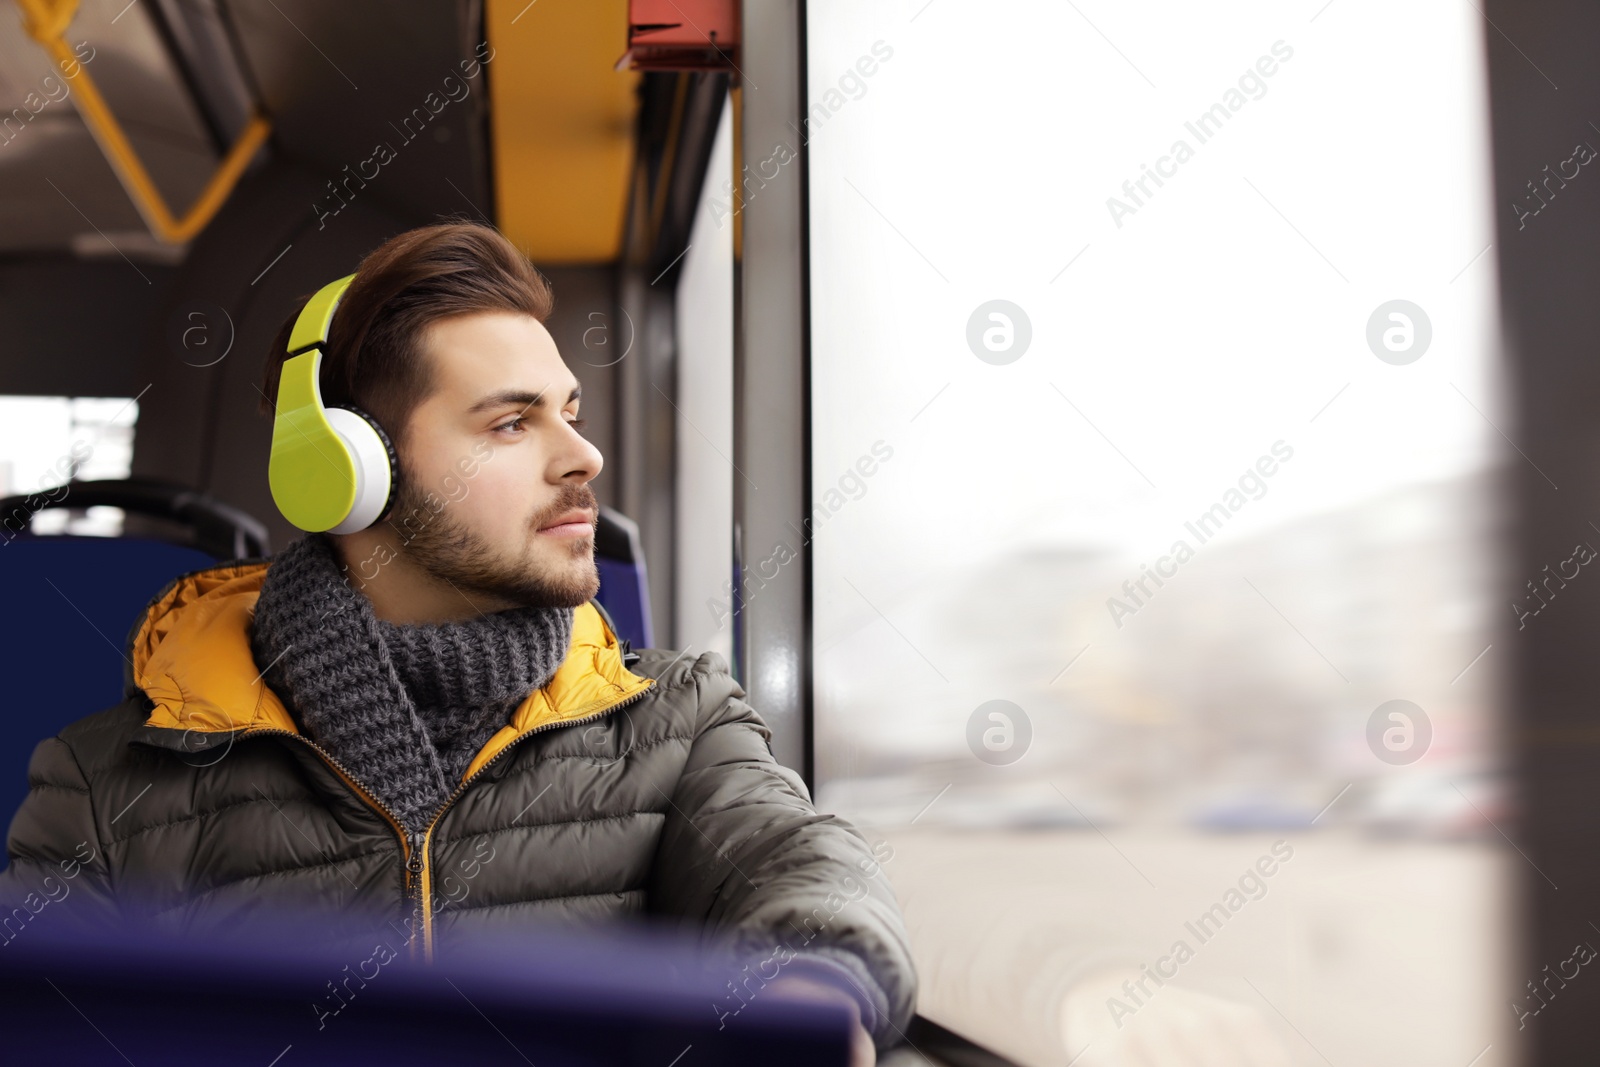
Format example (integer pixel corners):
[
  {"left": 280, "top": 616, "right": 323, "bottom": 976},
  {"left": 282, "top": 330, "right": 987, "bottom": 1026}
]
[{"left": 385, "top": 465, "right": 600, "bottom": 611}]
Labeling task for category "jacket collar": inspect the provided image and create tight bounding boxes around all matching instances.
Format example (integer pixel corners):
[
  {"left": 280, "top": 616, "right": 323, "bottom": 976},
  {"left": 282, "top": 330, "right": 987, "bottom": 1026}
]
[{"left": 126, "top": 559, "right": 653, "bottom": 777}]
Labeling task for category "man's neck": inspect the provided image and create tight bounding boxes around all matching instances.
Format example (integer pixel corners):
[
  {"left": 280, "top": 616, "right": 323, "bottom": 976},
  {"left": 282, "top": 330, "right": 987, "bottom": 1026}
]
[{"left": 327, "top": 532, "right": 514, "bottom": 624}]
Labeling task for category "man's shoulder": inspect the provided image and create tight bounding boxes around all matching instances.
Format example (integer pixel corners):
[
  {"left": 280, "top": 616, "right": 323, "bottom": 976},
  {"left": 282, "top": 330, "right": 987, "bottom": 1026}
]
[
  {"left": 628, "top": 647, "right": 734, "bottom": 686},
  {"left": 625, "top": 648, "right": 746, "bottom": 717},
  {"left": 622, "top": 647, "right": 761, "bottom": 737},
  {"left": 41, "top": 699, "right": 153, "bottom": 777}
]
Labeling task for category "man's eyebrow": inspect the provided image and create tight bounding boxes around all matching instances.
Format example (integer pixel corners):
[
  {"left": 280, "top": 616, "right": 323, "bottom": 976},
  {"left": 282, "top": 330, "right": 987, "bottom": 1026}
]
[{"left": 465, "top": 384, "right": 581, "bottom": 416}]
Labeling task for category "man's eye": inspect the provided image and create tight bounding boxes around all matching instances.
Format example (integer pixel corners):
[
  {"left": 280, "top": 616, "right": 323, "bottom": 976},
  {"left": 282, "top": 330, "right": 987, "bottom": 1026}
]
[{"left": 493, "top": 416, "right": 586, "bottom": 434}]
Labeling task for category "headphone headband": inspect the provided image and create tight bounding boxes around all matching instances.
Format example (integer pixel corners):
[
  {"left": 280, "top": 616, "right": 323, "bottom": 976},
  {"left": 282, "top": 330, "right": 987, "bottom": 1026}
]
[{"left": 287, "top": 273, "right": 355, "bottom": 354}]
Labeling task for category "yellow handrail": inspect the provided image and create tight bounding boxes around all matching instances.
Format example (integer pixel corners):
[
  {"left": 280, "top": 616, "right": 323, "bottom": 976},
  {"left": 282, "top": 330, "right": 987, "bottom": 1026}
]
[{"left": 16, "top": 0, "right": 272, "bottom": 245}]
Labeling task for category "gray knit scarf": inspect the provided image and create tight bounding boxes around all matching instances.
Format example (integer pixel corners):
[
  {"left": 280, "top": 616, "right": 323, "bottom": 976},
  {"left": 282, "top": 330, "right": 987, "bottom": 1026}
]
[{"left": 248, "top": 532, "right": 575, "bottom": 836}]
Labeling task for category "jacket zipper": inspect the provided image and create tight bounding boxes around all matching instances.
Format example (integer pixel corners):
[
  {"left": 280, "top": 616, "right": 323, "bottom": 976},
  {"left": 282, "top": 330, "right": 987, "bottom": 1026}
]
[
  {"left": 410, "top": 683, "right": 653, "bottom": 961},
  {"left": 237, "top": 729, "right": 431, "bottom": 959},
  {"left": 239, "top": 681, "right": 653, "bottom": 963}
]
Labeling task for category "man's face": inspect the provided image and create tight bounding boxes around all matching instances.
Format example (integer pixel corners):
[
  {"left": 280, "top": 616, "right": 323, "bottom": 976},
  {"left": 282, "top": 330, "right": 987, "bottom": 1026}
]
[{"left": 385, "top": 310, "right": 604, "bottom": 611}]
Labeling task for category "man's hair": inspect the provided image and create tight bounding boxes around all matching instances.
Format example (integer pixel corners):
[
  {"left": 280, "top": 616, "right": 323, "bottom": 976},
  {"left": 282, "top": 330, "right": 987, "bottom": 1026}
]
[{"left": 258, "top": 222, "right": 555, "bottom": 455}]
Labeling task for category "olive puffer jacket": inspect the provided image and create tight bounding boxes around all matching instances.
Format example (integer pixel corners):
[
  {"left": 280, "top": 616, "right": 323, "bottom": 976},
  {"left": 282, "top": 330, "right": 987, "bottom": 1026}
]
[{"left": 0, "top": 559, "right": 916, "bottom": 1047}]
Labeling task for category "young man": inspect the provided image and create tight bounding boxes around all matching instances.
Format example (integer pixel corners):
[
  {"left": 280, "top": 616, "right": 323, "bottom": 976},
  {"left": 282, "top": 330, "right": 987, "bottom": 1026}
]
[{"left": 0, "top": 223, "right": 914, "bottom": 1063}]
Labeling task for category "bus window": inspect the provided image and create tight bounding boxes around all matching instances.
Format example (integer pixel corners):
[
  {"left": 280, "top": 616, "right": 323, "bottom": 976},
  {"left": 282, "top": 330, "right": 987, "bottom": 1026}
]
[{"left": 806, "top": 3, "right": 1505, "bottom": 1064}]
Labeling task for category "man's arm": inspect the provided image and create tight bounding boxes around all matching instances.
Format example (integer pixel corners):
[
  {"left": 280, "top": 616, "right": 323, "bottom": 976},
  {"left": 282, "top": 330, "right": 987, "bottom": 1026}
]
[
  {"left": 645, "top": 652, "right": 917, "bottom": 1051},
  {"left": 0, "top": 735, "right": 119, "bottom": 946}
]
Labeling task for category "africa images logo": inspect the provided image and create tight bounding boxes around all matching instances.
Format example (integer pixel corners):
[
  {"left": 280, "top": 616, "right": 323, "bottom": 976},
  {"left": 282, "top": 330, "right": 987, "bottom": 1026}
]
[
  {"left": 1107, "top": 441, "right": 1294, "bottom": 628},
  {"left": 1105, "top": 40, "right": 1294, "bottom": 229},
  {"left": 313, "top": 42, "right": 495, "bottom": 229}
]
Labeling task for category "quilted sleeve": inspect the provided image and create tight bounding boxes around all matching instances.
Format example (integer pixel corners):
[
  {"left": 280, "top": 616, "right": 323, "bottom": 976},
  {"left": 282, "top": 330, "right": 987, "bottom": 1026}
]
[
  {"left": 0, "top": 736, "right": 120, "bottom": 946},
  {"left": 645, "top": 652, "right": 918, "bottom": 1050}
]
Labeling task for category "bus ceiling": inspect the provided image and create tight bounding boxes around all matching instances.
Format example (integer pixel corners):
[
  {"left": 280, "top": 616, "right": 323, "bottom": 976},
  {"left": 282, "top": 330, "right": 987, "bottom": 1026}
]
[{"left": 0, "top": 0, "right": 726, "bottom": 266}]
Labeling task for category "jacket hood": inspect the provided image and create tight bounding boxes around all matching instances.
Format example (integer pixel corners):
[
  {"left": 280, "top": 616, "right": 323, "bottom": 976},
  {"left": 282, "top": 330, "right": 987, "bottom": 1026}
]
[{"left": 126, "top": 558, "right": 653, "bottom": 779}]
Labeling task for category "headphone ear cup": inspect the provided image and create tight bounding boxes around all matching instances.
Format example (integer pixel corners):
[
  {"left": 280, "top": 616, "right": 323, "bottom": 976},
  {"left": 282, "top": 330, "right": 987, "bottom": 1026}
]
[
  {"left": 347, "top": 404, "right": 399, "bottom": 525},
  {"left": 323, "top": 405, "right": 397, "bottom": 534}
]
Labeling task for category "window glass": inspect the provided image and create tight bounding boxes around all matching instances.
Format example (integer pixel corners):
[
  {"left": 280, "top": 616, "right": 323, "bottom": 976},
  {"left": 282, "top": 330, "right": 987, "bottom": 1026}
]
[
  {"left": 0, "top": 395, "right": 139, "bottom": 535},
  {"left": 807, "top": 3, "right": 1507, "bottom": 1064}
]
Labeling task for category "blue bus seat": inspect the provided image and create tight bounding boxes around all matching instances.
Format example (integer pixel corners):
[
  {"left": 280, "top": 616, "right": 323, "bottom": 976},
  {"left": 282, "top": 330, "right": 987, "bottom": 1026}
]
[
  {"left": 0, "top": 479, "right": 270, "bottom": 841},
  {"left": 0, "top": 904, "right": 856, "bottom": 1065},
  {"left": 594, "top": 505, "right": 655, "bottom": 651}
]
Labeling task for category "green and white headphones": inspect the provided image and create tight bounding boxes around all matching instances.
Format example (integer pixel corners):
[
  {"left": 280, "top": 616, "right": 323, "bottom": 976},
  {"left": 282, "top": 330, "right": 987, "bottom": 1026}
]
[{"left": 267, "top": 273, "right": 398, "bottom": 533}]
